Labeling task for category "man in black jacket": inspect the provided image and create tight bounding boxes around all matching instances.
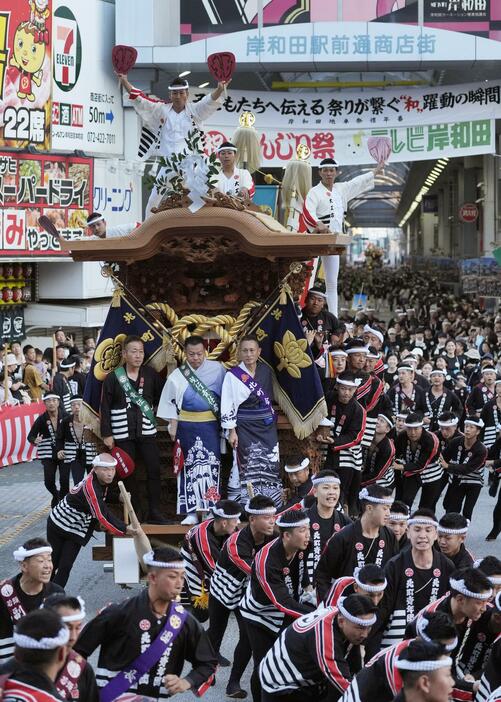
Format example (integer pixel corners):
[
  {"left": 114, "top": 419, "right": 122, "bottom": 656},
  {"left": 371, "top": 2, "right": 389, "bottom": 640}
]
[
  {"left": 0, "top": 609, "right": 69, "bottom": 701},
  {"left": 28, "top": 392, "right": 65, "bottom": 507},
  {"left": 315, "top": 485, "right": 397, "bottom": 601},
  {"left": 47, "top": 453, "right": 134, "bottom": 587},
  {"left": 100, "top": 335, "right": 165, "bottom": 523},
  {"left": 0, "top": 537, "right": 63, "bottom": 662},
  {"left": 75, "top": 546, "right": 217, "bottom": 701}
]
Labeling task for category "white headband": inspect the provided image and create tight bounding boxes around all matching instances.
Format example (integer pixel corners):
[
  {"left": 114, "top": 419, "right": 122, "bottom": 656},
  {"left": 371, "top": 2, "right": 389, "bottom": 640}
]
[
  {"left": 276, "top": 516, "right": 310, "bottom": 528},
  {"left": 92, "top": 455, "right": 117, "bottom": 468},
  {"left": 430, "top": 369, "right": 447, "bottom": 377},
  {"left": 465, "top": 418, "right": 484, "bottom": 428},
  {"left": 488, "top": 575, "right": 501, "bottom": 586},
  {"left": 338, "top": 597, "right": 377, "bottom": 627},
  {"left": 496, "top": 591, "right": 501, "bottom": 611},
  {"left": 449, "top": 578, "right": 493, "bottom": 600},
  {"left": 398, "top": 365, "right": 414, "bottom": 372},
  {"left": 396, "top": 656, "right": 453, "bottom": 672},
  {"left": 388, "top": 513, "right": 409, "bottom": 521},
  {"left": 87, "top": 215, "right": 104, "bottom": 225},
  {"left": 363, "top": 325, "right": 384, "bottom": 343},
  {"left": 14, "top": 626, "right": 69, "bottom": 650},
  {"left": 212, "top": 507, "right": 241, "bottom": 519},
  {"left": 404, "top": 420, "right": 423, "bottom": 428},
  {"left": 312, "top": 475, "right": 341, "bottom": 486},
  {"left": 437, "top": 523, "right": 469, "bottom": 535},
  {"left": 378, "top": 414, "right": 394, "bottom": 429},
  {"left": 61, "top": 597, "right": 86, "bottom": 622},
  {"left": 408, "top": 517, "right": 438, "bottom": 528},
  {"left": 14, "top": 546, "right": 52, "bottom": 562},
  {"left": 359, "top": 488, "right": 393, "bottom": 505},
  {"left": 438, "top": 417, "right": 459, "bottom": 427},
  {"left": 43, "top": 393, "right": 60, "bottom": 401},
  {"left": 143, "top": 551, "right": 186, "bottom": 569},
  {"left": 416, "top": 616, "right": 458, "bottom": 652},
  {"left": 217, "top": 145, "right": 237, "bottom": 152},
  {"left": 366, "top": 351, "right": 381, "bottom": 360},
  {"left": 337, "top": 377, "right": 362, "bottom": 388},
  {"left": 245, "top": 503, "right": 277, "bottom": 516},
  {"left": 168, "top": 83, "right": 189, "bottom": 91},
  {"left": 353, "top": 567, "right": 387, "bottom": 593},
  {"left": 329, "top": 350, "right": 348, "bottom": 357},
  {"left": 284, "top": 458, "right": 310, "bottom": 473},
  {"left": 346, "top": 346, "right": 369, "bottom": 354}
]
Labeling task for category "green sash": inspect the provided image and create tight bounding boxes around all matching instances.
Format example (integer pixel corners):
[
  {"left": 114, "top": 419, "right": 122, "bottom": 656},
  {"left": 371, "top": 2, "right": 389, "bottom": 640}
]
[
  {"left": 114, "top": 366, "right": 157, "bottom": 427},
  {"left": 180, "top": 363, "right": 220, "bottom": 418}
]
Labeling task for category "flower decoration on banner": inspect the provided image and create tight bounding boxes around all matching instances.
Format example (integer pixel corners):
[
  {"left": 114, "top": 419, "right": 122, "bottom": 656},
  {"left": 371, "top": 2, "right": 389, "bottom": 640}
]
[
  {"left": 364, "top": 243, "right": 384, "bottom": 271},
  {"left": 150, "top": 128, "right": 219, "bottom": 207},
  {"left": 274, "top": 330, "right": 312, "bottom": 379}
]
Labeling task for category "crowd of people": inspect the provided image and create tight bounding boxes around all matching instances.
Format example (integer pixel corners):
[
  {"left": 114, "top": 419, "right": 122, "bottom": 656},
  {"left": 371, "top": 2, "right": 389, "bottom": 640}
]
[{"left": 0, "top": 265, "right": 500, "bottom": 701}]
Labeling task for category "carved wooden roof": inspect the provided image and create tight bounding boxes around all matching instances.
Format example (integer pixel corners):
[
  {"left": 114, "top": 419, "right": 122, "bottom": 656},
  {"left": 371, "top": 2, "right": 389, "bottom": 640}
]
[{"left": 59, "top": 207, "right": 350, "bottom": 263}]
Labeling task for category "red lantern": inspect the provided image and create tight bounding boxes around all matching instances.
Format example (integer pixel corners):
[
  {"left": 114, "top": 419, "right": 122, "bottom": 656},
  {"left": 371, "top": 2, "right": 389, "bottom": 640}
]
[
  {"left": 111, "top": 447, "right": 135, "bottom": 478},
  {"left": 4, "top": 264, "right": 13, "bottom": 279},
  {"left": 207, "top": 52, "right": 236, "bottom": 84},
  {"left": 13, "top": 263, "right": 22, "bottom": 279},
  {"left": 2, "top": 287, "right": 12, "bottom": 302},
  {"left": 12, "top": 287, "right": 22, "bottom": 303},
  {"left": 23, "top": 263, "right": 33, "bottom": 278},
  {"left": 112, "top": 45, "right": 138, "bottom": 75}
]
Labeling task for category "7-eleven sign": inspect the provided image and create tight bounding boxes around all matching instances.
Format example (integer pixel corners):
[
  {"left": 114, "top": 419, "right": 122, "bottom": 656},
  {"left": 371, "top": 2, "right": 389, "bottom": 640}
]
[{"left": 53, "top": 7, "right": 81, "bottom": 91}]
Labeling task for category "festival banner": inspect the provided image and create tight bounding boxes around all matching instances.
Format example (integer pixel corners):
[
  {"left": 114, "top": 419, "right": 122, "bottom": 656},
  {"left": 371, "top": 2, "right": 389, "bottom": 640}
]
[
  {"left": 0, "top": 401, "right": 44, "bottom": 468},
  {"left": 204, "top": 118, "right": 495, "bottom": 167},
  {"left": 248, "top": 288, "right": 327, "bottom": 438},
  {"left": 0, "top": 150, "right": 93, "bottom": 257},
  {"left": 0, "top": 0, "right": 52, "bottom": 150},
  {"left": 83, "top": 291, "right": 164, "bottom": 432},
  {"left": 192, "top": 80, "right": 501, "bottom": 131}
]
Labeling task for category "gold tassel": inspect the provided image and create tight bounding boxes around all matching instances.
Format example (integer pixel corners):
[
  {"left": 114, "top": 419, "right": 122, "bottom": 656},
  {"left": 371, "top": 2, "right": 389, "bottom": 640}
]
[
  {"left": 192, "top": 583, "right": 209, "bottom": 609},
  {"left": 279, "top": 286, "right": 287, "bottom": 306},
  {"left": 111, "top": 287, "right": 122, "bottom": 308}
]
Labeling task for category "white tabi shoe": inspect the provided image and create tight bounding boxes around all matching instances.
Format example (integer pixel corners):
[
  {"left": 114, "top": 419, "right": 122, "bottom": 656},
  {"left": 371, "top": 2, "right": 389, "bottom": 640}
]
[{"left": 180, "top": 513, "right": 199, "bottom": 525}]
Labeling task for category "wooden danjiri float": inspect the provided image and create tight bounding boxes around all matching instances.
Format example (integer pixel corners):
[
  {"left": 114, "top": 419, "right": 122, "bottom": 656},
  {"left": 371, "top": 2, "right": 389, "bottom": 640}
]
[{"left": 60, "top": 190, "right": 350, "bottom": 580}]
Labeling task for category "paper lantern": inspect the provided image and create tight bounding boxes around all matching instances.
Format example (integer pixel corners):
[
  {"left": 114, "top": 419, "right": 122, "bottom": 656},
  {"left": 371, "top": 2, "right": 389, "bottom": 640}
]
[
  {"left": 112, "top": 45, "right": 138, "bottom": 75},
  {"left": 207, "top": 52, "right": 236, "bottom": 84},
  {"left": 367, "top": 136, "right": 392, "bottom": 165}
]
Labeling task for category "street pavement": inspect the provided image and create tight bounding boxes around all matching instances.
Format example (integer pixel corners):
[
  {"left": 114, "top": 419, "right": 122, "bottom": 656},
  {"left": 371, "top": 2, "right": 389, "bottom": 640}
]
[{"left": 0, "top": 460, "right": 499, "bottom": 699}]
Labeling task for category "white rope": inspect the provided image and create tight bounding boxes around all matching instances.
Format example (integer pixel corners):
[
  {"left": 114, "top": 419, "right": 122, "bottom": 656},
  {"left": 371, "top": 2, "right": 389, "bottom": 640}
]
[
  {"left": 143, "top": 552, "right": 186, "bottom": 569},
  {"left": 13, "top": 546, "right": 52, "bottom": 562},
  {"left": 14, "top": 626, "right": 69, "bottom": 650},
  {"left": 337, "top": 597, "right": 376, "bottom": 627}
]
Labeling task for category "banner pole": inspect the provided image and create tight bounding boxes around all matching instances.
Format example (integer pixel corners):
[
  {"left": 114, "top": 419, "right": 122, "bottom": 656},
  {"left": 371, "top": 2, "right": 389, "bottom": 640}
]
[{"left": 3, "top": 344, "right": 9, "bottom": 404}]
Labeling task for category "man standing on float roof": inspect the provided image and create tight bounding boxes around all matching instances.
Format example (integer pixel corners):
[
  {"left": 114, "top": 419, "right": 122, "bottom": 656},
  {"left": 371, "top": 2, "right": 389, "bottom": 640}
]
[
  {"left": 300, "top": 158, "right": 383, "bottom": 315},
  {"left": 117, "top": 73, "right": 228, "bottom": 215}
]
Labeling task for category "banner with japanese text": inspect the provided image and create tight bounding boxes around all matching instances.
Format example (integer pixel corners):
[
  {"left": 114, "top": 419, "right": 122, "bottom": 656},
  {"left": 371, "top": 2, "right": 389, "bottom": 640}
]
[
  {"left": 0, "top": 0, "right": 52, "bottom": 150},
  {"left": 203, "top": 118, "right": 495, "bottom": 167},
  {"left": 193, "top": 80, "right": 501, "bottom": 132},
  {"left": 0, "top": 151, "right": 93, "bottom": 256}
]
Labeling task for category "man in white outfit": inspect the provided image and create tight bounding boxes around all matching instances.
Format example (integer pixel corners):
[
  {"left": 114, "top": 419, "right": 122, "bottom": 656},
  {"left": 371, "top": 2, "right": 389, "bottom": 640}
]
[
  {"left": 86, "top": 212, "right": 140, "bottom": 239},
  {"left": 215, "top": 141, "right": 255, "bottom": 200},
  {"left": 117, "top": 75, "right": 228, "bottom": 215},
  {"left": 301, "top": 158, "right": 382, "bottom": 315}
]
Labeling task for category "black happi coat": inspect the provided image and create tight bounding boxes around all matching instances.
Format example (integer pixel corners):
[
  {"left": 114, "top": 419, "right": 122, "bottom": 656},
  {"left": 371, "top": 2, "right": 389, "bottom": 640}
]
[
  {"left": 100, "top": 365, "right": 163, "bottom": 441},
  {"left": 240, "top": 536, "right": 313, "bottom": 634},
  {"left": 366, "top": 549, "right": 455, "bottom": 658},
  {"left": 0, "top": 574, "right": 63, "bottom": 661},
  {"left": 315, "top": 520, "right": 397, "bottom": 601},
  {"left": 210, "top": 524, "right": 274, "bottom": 610},
  {"left": 27, "top": 410, "right": 64, "bottom": 461},
  {"left": 260, "top": 608, "right": 360, "bottom": 701},
  {"left": 442, "top": 435, "right": 487, "bottom": 486},
  {"left": 75, "top": 590, "right": 217, "bottom": 701},
  {"left": 48, "top": 472, "right": 127, "bottom": 546}
]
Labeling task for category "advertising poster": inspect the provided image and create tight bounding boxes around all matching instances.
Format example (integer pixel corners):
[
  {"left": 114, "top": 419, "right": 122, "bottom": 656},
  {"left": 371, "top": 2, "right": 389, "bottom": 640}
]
[
  {"left": 51, "top": 0, "right": 123, "bottom": 155},
  {"left": 0, "top": 151, "right": 93, "bottom": 256},
  {"left": 0, "top": 0, "right": 52, "bottom": 150}
]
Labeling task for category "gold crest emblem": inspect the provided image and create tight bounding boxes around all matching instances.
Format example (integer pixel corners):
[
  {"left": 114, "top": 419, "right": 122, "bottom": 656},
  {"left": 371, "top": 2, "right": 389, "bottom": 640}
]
[
  {"left": 169, "top": 614, "right": 182, "bottom": 629},
  {"left": 274, "top": 330, "right": 312, "bottom": 379},
  {"left": 93, "top": 334, "right": 127, "bottom": 381}
]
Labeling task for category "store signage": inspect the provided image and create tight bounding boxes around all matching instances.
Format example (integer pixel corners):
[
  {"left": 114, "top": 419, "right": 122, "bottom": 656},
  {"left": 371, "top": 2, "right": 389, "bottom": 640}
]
[{"left": 459, "top": 202, "right": 479, "bottom": 222}]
